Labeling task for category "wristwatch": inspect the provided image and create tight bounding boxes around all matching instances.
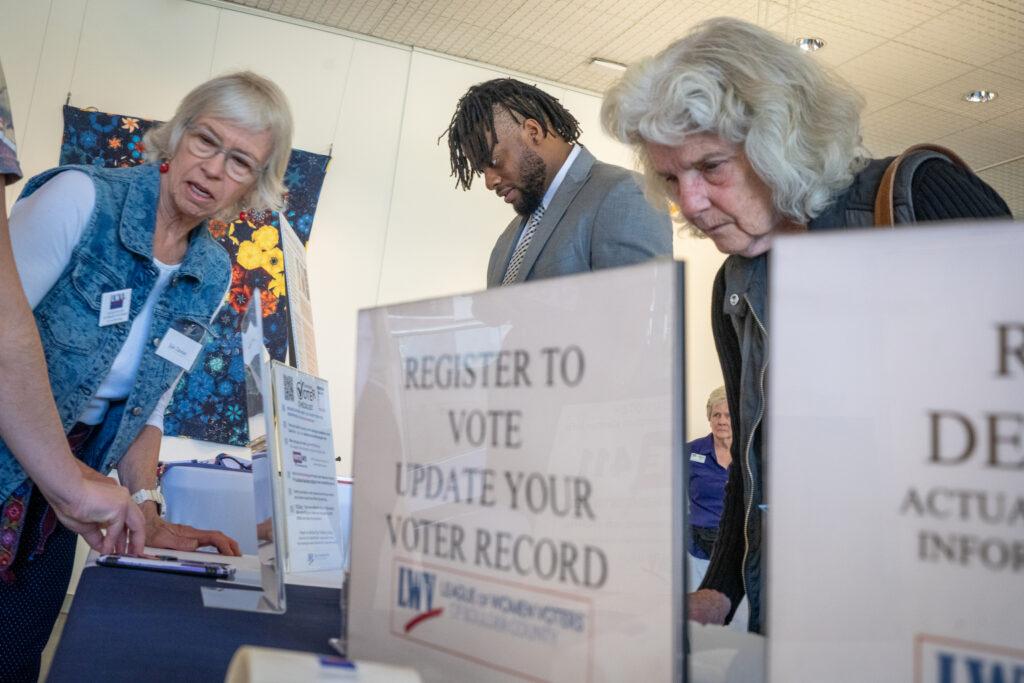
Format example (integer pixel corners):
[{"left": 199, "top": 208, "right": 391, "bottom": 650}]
[{"left": 131, "top": 488, "right": 165, "bottom": 514}]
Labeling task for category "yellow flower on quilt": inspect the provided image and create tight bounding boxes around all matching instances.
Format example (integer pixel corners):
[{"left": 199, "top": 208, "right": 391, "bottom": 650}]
[
  {"left": 252, "top": 225, "right": 279, "bottom": 251},
  {"left": 237, "top": 240, "right": 263, "bottom": 270},
  {"left": 121, "top": 117, "right": 140, "bottom": 133},
  {"left": 261, "top": 247, "right": 284, "bottom": 276},
  {"left": 268, "top": 274, "right": 286, "bottom": 297}
]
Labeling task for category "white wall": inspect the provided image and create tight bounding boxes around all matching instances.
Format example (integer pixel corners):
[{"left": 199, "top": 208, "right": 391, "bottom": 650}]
[{"left": 0, "top": 0, "right": 726, "bottom": 473}]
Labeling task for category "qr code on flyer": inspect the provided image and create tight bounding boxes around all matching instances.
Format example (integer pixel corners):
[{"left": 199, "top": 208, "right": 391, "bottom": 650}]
[{"left": 283, "top": 374, "right": 295, "bottom": 402}]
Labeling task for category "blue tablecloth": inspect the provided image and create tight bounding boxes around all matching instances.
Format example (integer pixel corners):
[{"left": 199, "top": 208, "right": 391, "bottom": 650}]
[{"left": 47, "top": 566, "right": 341, "bottom": 682}]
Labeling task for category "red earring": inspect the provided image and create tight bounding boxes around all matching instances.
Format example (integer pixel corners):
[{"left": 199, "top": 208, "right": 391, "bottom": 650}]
[
  {"left": 159, "top": 161, "right": 169, "bottom": 174},
  {"left": 239, "top": 211, "right": 248, "bottom": 222}
]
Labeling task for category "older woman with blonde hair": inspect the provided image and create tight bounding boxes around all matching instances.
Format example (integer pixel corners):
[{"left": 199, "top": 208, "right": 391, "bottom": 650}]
[
  {"left": 2, "top": 70, "right": 292, "bottom": 678},
  {"left": 687, "top": 386, "right": 732, "bottom": 567},
  {"left": 602, "top": 17, "right": 1011, "bottom": 633}
]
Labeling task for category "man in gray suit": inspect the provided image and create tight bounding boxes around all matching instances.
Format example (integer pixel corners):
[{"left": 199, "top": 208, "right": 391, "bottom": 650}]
[{"left": 443, "top": 78, "right": 671, "bottom": 287}]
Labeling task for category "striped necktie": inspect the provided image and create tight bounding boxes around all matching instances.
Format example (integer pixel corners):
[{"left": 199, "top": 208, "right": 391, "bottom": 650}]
[{"left": 501, "top": 205, "right": 545, "bottom": 286}]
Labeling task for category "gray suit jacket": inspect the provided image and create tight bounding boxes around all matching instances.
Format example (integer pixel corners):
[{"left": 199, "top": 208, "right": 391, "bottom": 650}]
[{"left": 486, "top": 146, "right": 672, "bottom": 287}]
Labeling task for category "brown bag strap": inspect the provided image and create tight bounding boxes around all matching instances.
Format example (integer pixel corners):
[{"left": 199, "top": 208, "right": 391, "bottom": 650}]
[{"left": 873, "top": 143, "right": 971, "bottom": 228}]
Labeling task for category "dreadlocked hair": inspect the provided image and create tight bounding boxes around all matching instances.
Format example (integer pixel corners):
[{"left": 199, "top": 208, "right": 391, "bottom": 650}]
[{"left": 441, "top": 78, "right": 582, "bottom": 190}]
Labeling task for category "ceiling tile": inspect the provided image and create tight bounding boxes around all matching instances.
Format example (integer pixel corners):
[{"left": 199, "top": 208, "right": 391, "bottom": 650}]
[
  {"left": 863, "top": 99, "right": 975, "bottom": 139},
  {"left": 762, "top": 1, "right": 791, "bottom": 27},
  {"left": 989, "top": 107, "right": 1024, "bottom": 135},
  {"left": 560, "top": 63, "right": 619, "bottom": 94},
  {"left": 797, "top": 0, "right": 959, "bottom": 39},
  {"left": 313, "top": 1, "right": 343, "bottom": 23},
  {"left": 977, "top": 158, "right": 1024, "bottom": 219},
  {"left": 658, "top": 0, "right": 759, "bottom": 27},
  {"left": 857, "top": 87, "right": 902, "bottom": 116},
  {"left": 770, "top": 11, "right": 888, "bottom": 67},
  {"left": 935, "top": 121, "right": 1024, "bottom": 170},
  {"left": 346, "top": 2, "right": 389, "bottom": 35},
  {"left": 896, "top": 2, "right": 1024, "bottom": 67},
  {"left": 860, "top": 130, "right": 904, "bottom": 160},
  {"left": 862, "top": 100, "right": 976, "bottom": 155},
  {"left": 910, "top": 68, "right": 1024, "bottom": 123},
  {"left": 837, "top": 42, "right": 974, "bottom": 99},
  {"left": 983, "top": 49, "right": 1024, "bottom": 79}
]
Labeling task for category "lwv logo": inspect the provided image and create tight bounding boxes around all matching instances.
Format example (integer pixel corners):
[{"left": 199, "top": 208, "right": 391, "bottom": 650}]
[
  {"left": 397, "top": 566, "right": 443, "bottom": 633},
  {"left": 916, "top": 634, "right": 1024, "bottom": 683}
]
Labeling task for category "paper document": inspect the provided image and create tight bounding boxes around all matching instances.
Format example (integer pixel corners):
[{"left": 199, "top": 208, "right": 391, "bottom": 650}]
[{"left": 273, "top": 362, "right": 342, "bottom": 572}]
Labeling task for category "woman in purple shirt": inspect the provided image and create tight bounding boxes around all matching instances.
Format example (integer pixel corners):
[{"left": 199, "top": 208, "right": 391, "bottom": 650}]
[{"left": 688, "top": 386, "right": 732, "bottom": 560}]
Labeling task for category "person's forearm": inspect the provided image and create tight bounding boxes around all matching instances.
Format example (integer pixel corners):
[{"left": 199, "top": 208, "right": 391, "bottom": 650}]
[
  {"left": 0, "top": 184, "right": 85, "bottom": 509},
  {"left": 116, "top": 425, "right": 162, "bottom": 518}
]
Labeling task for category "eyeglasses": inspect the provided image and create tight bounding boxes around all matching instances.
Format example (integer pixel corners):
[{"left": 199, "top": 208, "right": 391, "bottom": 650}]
[{"left": 184, "top": 126, "right": 265, "bottom": 183}]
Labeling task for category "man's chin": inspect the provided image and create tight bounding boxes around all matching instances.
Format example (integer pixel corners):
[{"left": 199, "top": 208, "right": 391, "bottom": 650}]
[{"left": 513, "top": 200, "right": 541, "bottom": 216}]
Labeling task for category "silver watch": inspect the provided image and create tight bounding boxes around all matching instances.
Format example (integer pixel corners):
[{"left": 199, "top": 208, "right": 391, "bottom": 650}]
[{"left": 131, "top": 488, "right": 165, "bottom": 514}]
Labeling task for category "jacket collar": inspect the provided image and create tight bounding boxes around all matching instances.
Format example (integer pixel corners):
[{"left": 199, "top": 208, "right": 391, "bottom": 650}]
[
  {"left": 119, "top": 163, "right": 213, "bottom": 284},
  {"left": 722, "top": 252, "right": 768, "bottom": 329},
  {"left": 511, "top": 145, "right": 595, "bottom": 283}
]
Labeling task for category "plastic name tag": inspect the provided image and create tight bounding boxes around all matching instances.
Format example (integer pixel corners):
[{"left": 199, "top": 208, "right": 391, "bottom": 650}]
[
  {"left": 690, "top": 453, "right": 707, "bottom": 463},
  {"left": 99, "top": 289, "right": 132, "bottom": 326}
]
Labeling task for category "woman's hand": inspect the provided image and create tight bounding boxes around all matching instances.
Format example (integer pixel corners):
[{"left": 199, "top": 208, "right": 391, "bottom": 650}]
[
  {"left": 143, "top": 509, "right": 242, "bottom": 557},
  {"left": 49, "top": 465, "right": 146, "bottom": 556},
  {"left": 118, "top": 426, "right": 239, "bottom": 555},
  {"left": 688, "top": 588, "right": 732, "bottom": 625}
]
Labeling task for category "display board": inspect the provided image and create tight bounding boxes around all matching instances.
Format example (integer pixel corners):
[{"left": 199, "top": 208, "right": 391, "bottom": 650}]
[
  {"left": 768, "top": 222, "right": 1024, "bottom": 682},
  {"left": 281, "top": 214, "right": 319, "bottom": 375},
  {"left": 348, "top": 260, "right": 686, "bottom": 682}
]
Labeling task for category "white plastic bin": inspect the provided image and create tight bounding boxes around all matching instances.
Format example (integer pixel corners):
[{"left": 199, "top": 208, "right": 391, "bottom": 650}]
[{"left": 161, "top": 456, "right": 352, "bottom": 561}]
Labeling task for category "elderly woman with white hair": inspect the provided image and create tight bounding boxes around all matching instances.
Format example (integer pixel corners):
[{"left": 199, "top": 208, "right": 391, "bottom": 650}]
[
  {"left": 1, "top": 71, "right": 292, "bottom": 677},
  {"left": 602, "top": 17, "right": 1012, "bottom": 633}
]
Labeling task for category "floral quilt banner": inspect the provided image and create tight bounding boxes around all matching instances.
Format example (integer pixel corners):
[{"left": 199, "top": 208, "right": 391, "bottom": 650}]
[{"left": 59, "top": 105, "right": 329, "bottom": 446}]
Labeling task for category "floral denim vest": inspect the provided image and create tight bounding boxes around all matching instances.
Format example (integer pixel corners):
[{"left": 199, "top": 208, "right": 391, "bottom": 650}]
[{"left": 0, "top": 163, "right": 231, "bottom": 502}]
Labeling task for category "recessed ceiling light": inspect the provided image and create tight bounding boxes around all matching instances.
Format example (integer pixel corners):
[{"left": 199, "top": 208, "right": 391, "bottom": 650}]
[
  {"left": 590, "top": 57, "right": 628, "bottom": 72},
  {"left": 795, "top": 37, "right": 825, "bottom": 52},
  {"left": 964, "top": 90, "right": 998, "bottom": 103}
]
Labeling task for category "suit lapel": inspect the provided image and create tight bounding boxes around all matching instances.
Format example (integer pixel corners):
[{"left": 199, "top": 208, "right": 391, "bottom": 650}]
[{"left": 512, "top": 146, "right": 595, "bottom": 283}]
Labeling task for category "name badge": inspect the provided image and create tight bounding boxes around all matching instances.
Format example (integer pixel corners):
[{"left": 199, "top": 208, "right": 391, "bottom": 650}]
[
  {"left": 99, "top": 289, "right": 132, "bottom": 326},
  {"left": 155, "top": 328, "right": 203, "bottom": 371},
  {"left": 690, "top": 453, "right": 707, "bottom": 464}
]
